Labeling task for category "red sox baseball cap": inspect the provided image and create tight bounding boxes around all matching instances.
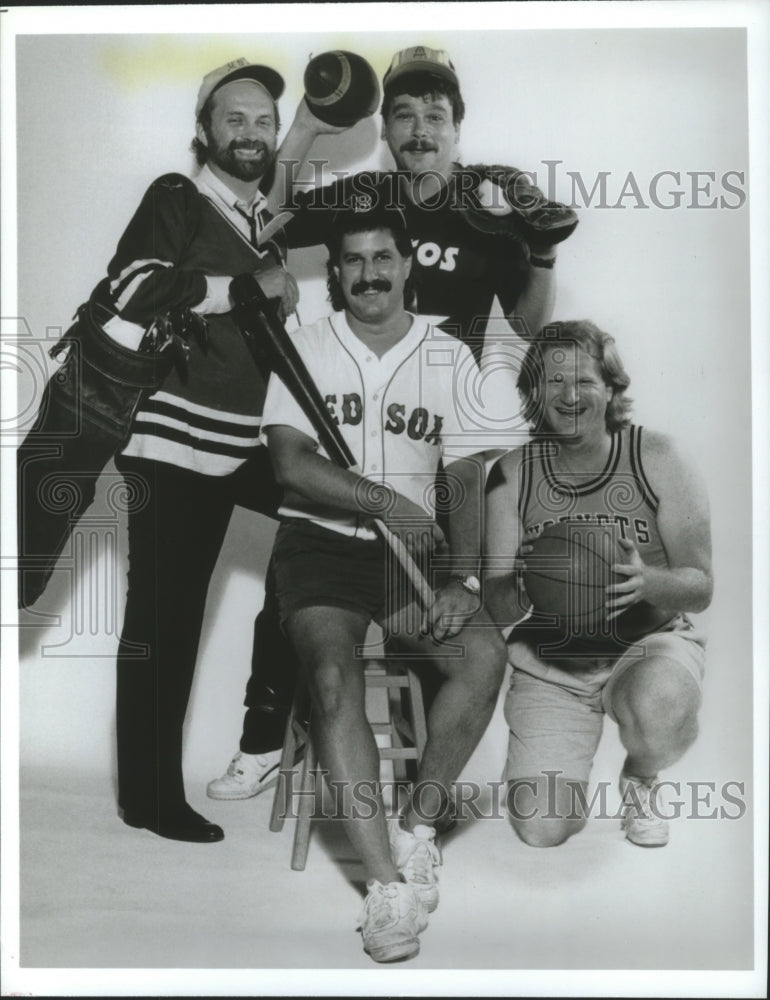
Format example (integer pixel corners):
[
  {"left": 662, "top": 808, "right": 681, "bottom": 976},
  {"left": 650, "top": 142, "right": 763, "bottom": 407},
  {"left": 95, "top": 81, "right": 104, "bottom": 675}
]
[
  {"left": 195, "top": 57, "right": 285, "bottom": 118},
  {"left": 328, "top": 197, "right": 410, "bottom": 250},
  {"left": 382, "top": 46, "right": 459, "bottom": 90}
]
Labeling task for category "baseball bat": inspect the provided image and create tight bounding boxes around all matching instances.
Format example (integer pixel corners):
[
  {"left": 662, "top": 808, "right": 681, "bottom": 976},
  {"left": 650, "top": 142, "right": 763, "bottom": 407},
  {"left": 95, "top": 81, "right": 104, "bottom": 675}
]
[{"left": 230, "top": 273, "right": 434, "bottom": 610}]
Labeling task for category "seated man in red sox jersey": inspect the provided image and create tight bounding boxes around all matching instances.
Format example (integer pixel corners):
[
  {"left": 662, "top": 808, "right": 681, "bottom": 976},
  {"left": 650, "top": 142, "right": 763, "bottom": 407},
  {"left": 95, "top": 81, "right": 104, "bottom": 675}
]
[
  {"left": 484, "top": 322, "right": 713, "bottom": 849},
  {"left": 209, "top": 44, "right": 575, "bottom": 802},
  {"left": 261, "top": 202, "right": 506, "bottom": 963}
]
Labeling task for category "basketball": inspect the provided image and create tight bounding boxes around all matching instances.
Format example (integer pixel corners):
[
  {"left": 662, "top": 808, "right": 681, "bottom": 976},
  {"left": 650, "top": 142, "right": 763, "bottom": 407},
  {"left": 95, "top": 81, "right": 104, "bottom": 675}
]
[
  {"left": 303, "top": 51, "right": 381, "bottom": 127},
  {"left": 521, "top": 521, "right": 623, "bottom": 634}
]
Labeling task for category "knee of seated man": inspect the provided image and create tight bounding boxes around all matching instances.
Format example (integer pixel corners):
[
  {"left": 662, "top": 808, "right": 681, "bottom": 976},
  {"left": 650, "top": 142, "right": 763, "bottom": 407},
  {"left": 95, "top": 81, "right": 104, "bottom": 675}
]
[
  {"left": 430, "top": 622, "right": 505, "bottom": 686},
  {"left": 309, "top": 660, "right": 358, "bottom": 718},
  {"left": 461, "top": 625, "right": 508, "bottom": 685}
]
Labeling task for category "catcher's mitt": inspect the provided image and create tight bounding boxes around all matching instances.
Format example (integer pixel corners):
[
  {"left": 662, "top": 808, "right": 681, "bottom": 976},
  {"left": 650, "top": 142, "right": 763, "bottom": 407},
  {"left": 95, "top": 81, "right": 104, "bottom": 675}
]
[{"left": 458, "top": 164, "right": 578, "bottom": 250}]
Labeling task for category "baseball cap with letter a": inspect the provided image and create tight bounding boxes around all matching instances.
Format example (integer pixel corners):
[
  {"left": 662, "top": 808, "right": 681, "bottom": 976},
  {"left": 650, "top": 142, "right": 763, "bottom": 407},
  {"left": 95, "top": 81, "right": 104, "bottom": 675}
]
[{"left": 382, "top": 46, "right": 459, "bottom": 90}]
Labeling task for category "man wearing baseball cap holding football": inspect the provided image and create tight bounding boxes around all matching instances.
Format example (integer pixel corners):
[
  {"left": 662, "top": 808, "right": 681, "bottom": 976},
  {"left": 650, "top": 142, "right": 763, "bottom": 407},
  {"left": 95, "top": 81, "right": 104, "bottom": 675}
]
[
  {"left": 278, "top": 44, "right": 576, "bottom": 359},
  {"left": 209, "top": 44, "right": 578, "bottom": 804},
  {"left": 484, "top": 322, "right": 712, "bottom": 849}
]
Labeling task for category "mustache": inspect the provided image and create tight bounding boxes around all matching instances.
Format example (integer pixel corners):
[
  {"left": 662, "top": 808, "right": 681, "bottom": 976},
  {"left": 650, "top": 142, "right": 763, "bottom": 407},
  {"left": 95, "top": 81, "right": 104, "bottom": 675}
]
[
  {"left": 400, "top": 141, "right": 437, "bottom": 153},
  {"left": 351, "top": 279, "right": 392, "bottom": 296}
]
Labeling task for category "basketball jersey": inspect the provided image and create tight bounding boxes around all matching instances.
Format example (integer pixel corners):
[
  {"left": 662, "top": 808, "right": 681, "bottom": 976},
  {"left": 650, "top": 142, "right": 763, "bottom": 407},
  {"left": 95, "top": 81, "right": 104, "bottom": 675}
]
[
  {"left": 515, "top": 425, "right": 673, "bottom": 649},
  {"left": 518, "top": 425, "right": 668, "bottom": 568}
]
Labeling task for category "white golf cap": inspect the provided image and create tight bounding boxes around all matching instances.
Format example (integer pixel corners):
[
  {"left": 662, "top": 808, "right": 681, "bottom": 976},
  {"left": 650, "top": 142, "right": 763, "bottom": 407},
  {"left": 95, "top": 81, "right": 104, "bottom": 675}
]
[{"left": 195, "top": 57, "right": 284, "bottom": 118}]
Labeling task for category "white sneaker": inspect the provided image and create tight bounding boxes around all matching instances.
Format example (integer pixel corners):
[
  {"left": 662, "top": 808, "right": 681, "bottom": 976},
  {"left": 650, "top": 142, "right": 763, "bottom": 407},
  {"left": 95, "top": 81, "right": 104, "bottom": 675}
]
[
  {"left": 358, "top": 880, "right": 428, "bottom": 963},
  {"left": 619, "top": 771, "right": 669, "bottom": 847},
  {"left": 206, "top": 750, "right": 283, "bottom": 800},
  {"left": 388, "top": 819, "right": 442, "bottom": 912}
]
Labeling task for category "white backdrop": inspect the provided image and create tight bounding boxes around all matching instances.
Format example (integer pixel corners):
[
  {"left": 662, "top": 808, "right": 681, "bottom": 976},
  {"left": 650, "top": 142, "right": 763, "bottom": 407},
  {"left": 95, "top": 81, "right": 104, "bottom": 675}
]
[
  {"left": 1, "top": 6, "right": 767, "bottom": 994},
  {"left": 11, "top": 25, "right": 752, "bottom": 783}
]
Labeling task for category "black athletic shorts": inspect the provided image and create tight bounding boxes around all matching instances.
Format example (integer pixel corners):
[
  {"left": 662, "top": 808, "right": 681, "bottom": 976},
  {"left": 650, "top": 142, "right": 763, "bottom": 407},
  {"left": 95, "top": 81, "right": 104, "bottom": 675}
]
[{"left": 272, "top": 519, "right": 388, "bottom": 622}]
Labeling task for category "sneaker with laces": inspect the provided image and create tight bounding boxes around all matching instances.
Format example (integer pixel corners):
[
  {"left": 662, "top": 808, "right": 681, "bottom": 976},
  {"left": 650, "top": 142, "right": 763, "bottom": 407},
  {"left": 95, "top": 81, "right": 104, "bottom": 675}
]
[
  {"left": 619, "top": 771, "right": 669, "bottom": 847},
  {"left": 388, "top": 819, "right": 442, "bottom": 912},
  {"left": 358, "top": 879, "right": 428, "bottom": 963},
  {"left": 206, "top": 750, "right": 283, "bottom": 800}
]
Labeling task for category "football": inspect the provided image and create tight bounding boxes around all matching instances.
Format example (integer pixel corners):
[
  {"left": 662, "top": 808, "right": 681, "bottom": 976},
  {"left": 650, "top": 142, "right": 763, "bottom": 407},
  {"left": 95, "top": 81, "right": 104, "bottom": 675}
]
[{"left": 303, "top": 50, "right": 380, "bottom": 127}]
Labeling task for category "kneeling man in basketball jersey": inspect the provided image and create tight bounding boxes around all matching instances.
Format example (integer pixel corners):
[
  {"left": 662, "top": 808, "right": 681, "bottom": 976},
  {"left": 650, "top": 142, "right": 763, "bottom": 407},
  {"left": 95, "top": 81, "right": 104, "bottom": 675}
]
[
  {"left": 485, "top": 321, "right": 713, "bottom": 848},
  {"left": 261, "top": 201, "right": 506, "bottom": 962}
]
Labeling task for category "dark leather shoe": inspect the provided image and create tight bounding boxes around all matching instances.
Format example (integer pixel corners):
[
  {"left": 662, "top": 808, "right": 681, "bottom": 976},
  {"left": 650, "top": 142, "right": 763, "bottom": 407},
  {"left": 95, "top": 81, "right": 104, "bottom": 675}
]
[{"left": 122, "top": 805, "right": 224, "bottom": 843}]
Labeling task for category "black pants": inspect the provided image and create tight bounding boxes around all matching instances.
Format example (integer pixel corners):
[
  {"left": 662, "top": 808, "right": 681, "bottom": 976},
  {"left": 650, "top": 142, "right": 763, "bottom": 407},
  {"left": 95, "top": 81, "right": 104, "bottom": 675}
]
[
  {"left": 239, "top": 556, "right": 299, "bottom": 754},
  {"left": 114, "top": 450, "right": 289, "bottom": 822}
]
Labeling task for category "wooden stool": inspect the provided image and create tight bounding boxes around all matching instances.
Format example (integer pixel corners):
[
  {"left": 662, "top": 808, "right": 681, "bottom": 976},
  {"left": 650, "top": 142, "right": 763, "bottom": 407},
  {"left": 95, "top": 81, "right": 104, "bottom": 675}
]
[{"left": 269, "top": 661, "right": 428, "bottom": 871}]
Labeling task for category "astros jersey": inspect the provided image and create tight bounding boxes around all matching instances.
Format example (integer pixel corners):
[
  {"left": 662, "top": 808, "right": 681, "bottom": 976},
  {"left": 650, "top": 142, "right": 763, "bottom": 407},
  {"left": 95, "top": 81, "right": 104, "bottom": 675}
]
[
  {"left": 285, "top": 169, "right": 529, "bottom": 361},
  {"left": 261, "top": 312, "right": 487, "bottom": 539}
]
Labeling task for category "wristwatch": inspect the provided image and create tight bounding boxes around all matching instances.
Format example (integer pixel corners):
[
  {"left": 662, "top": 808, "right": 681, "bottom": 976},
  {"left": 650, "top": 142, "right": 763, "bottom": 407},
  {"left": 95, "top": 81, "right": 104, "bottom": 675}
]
[{"left": 452, "top": 573, "right": 481, "bottom": 596}]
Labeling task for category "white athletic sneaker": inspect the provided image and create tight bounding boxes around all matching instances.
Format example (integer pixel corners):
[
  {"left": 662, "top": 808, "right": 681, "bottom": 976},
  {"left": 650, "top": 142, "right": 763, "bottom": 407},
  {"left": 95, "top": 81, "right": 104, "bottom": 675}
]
[
  {"left": 358, "top": 879, "right": 428, "bottom": 963},
  {"left": 388, "top": 819, "right": 442, "bottom": 912},
  {"left": 619, "top": 771, "right": 669, "bottom": 847},
  {"left": 206, "top": 750, "right": 283, "bottom": 800}
]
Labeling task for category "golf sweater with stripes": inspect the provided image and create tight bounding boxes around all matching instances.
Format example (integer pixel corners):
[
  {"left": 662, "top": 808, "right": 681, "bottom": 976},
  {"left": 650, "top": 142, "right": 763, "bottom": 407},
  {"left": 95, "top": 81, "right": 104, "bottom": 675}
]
[{"left": 101, "top": 165, "right": 284, "bottom": 476}]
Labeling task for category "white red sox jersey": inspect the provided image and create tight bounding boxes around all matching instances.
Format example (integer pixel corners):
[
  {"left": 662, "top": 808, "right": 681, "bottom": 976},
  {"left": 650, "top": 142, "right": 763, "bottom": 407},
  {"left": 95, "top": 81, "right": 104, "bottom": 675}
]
[{"left": 261, "top": 312, "right": 488, "bottom": 539}]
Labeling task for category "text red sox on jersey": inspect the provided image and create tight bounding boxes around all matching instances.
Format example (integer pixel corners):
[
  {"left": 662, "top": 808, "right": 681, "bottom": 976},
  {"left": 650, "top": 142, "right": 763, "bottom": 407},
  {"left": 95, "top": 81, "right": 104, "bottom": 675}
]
[{"left": 323, "top": 392, "right": 444, "bottom": 445}]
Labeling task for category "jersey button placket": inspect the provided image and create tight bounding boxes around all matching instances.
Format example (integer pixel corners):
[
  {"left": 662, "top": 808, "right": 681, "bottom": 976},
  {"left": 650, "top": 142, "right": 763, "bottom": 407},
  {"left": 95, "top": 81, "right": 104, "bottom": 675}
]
[
  {"left": 371, "top": 389, "right": 380, "bottom": 437},
  {"left": 368, "top": 382, "right": 384, "bottom": 472}
]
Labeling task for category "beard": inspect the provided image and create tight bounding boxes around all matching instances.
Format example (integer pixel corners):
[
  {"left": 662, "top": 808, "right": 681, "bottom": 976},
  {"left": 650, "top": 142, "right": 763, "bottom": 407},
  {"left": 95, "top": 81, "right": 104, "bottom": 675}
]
[{"left": 206, "top": 133, "right": 274, "bottom": 182}]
